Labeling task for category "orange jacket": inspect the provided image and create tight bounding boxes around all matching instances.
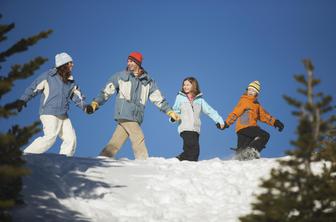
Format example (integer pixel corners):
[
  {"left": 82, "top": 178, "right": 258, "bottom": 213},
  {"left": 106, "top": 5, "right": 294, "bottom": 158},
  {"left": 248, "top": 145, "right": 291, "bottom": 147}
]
[{"left": 225, "top": 94, "right": 276, "bottom": 132}]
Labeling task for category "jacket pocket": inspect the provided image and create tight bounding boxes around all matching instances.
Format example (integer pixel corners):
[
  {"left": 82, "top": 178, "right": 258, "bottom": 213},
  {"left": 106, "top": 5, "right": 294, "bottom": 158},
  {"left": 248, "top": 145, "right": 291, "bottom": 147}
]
[
  {"left": 193, "top": 103, "right": 202, "bottom": 129},
  {"left": 133, "top": 103, "right": 144, "bottom": 123}
]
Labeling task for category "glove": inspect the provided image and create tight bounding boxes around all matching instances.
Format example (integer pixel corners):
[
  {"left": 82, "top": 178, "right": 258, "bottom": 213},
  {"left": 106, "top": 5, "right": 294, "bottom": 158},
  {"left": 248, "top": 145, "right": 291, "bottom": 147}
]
[
  {"left": 216, "top": 123, "right": 224, "bottom": 130},
  {"left": 274, "top": 119, "right": 284, "bottom": 132},
  {"left": 223, "top": 122, "right": 229, "bottom": 129},
  {"left": 85, "top": 101, "right": 99, "bottom": 114},
  {"left": 14, "top": 100, "right": 27, "bottom": 112},
  {"left": 167, "top": 110, "right": 180, "bottom": 121},
  {"left": 85, "top": 105, "right": 94, "bottom": 114},
  {"left": 216, "top": 122, "right": 229, "bottom": 130}
]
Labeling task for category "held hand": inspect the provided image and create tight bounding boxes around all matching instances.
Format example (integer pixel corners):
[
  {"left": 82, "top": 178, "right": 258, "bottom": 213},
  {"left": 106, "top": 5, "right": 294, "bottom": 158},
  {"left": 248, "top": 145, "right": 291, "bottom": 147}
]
[
  {"left": 85, "top": 105, "right": 94, "bottom": 114},
  {"left": 216, "top": 122, "right": 228, "bottom": 130},
  {"left": 223, "top": 122, "right": 229, "bottom": 129},
  {"left": 274, "top": 119, "right": 284, "bottom": 132},
  {"left": 167, "top": 111, "right": 180, "bottom": 121},
  {"left": 171, "top": 112, "right": 180, "bottom": 121},
  {"left": 85, "top": 101, "right": 99, "bottom": 114},
  {"left": 15, "top": 100, "right": 27, "bottom": 112},
  {"left": 216, "top": 123, "right": 224, "bottom": 130}
]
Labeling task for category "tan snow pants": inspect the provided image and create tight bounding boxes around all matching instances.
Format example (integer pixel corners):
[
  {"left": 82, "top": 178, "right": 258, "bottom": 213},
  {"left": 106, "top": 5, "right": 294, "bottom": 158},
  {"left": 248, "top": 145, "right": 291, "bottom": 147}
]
[{"left": 99, "top": 120, "right": 148, "bottom": 160}]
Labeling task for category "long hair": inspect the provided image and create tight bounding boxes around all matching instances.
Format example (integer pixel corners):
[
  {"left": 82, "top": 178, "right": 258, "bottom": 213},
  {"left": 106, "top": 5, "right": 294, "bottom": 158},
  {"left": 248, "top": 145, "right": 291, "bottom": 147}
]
[
  {"left": 181, "top": 77, "right": 201, "bottom": 96},
  {"left": 56, "top": 63, "right": 72, "bottom": 83}
]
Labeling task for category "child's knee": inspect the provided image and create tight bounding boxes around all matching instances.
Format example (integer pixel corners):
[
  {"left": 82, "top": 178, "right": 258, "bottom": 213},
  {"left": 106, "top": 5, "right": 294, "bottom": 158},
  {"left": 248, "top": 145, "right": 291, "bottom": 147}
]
[{"left": 263, "top": 131, "right": 270, "bottom": 141}]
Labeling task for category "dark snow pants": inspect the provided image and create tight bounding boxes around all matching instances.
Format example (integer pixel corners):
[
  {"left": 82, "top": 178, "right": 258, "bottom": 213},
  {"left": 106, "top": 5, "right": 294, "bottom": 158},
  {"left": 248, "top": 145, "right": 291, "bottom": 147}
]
[
  {"left": 237, "top": 126, "right": 270, "bottom": 152},
  {"left": 177, "top": 131, "right": 200, "bottom": 161}
]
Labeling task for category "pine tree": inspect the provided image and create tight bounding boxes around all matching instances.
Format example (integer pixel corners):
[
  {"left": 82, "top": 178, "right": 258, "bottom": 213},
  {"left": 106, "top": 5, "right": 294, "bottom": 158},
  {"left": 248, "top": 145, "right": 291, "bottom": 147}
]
[
  {"left": 239, "top": 59, "right": 336, "bottom": 222},
  {"left": 0, "top": 14, "right": 52, "bottom": 221}
]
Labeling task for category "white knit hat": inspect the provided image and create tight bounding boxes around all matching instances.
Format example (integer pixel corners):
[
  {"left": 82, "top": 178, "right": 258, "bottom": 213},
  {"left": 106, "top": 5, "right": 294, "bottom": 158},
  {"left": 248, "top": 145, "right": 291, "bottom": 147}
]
[{"left": 55, "top": 52, "right": 73, "bottom": 68}]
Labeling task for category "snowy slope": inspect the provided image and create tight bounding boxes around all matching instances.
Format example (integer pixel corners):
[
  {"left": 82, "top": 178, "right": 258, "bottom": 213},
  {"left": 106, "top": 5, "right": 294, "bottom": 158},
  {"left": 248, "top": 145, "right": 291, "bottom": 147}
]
[{"left": 12, "top": 154, "right": 281, "bottom": 222}]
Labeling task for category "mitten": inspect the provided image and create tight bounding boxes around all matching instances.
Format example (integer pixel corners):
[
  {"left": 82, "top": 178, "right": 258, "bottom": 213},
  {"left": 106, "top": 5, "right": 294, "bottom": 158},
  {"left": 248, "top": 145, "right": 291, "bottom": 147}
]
[
  {"left": 85, "top": 105, "right": 94, "bottom": 114},
  {"left": 274, "top": 119, "right": 284, "bottom": 132}
]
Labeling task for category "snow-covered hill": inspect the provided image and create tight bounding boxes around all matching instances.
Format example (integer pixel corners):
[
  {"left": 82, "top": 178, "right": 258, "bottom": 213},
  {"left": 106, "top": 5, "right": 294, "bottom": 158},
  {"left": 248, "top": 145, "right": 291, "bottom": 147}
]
[{"left": 12, "top": 154, "right": 281, "bottom": 222}]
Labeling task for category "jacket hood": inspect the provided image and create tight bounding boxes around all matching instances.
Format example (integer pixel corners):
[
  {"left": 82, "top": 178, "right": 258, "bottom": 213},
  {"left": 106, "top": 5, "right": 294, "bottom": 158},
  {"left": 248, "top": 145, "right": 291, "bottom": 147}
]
[
  {"left": 241, "top": 94, "right": 259, "bottom": 103},
  {"left": 138, "top": 70, "right": 152, "bottom": 85},
  {"left": 49, "top": 68, "right": 58, "bottom": 76},
  {"left": 51, "top": 68, "right": 74, "bottom": 82}
]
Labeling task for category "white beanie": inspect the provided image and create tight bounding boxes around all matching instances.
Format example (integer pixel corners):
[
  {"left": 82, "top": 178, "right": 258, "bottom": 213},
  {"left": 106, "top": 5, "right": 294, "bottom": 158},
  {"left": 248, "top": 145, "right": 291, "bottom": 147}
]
[{"left": 55, "top": 52, "right": 73, "bottom": 68}]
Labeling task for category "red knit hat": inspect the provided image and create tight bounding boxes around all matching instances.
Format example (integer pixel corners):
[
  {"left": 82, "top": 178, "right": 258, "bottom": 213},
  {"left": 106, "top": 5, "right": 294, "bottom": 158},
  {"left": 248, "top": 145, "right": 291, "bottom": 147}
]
[{"left": 128, "top": 52, "right": 143, "bottom": 66}]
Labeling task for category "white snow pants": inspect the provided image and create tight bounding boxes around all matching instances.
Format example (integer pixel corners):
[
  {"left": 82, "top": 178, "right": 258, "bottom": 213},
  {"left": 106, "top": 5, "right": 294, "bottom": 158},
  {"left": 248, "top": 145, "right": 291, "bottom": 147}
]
[{"left": 24, "top": 115, "right": 76, "bottom": 156}]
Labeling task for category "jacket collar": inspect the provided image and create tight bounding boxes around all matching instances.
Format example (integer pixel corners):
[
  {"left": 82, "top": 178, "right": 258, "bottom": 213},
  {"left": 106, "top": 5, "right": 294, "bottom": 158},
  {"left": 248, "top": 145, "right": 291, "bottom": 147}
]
[
  {"left": 121, "top": 69, "right": 152, "bottom": 85},
  {"left": 49, "top": 68, "right": 74, "bottom": 81},
  {"left": 178, "top": 91, "right": 203, "bottom": 99},
  {"left": 49, "top": 68, "right": 58, "bottom": 76},
  {"left": 241, "top": 94, "right": 258, "bottom": 102}
]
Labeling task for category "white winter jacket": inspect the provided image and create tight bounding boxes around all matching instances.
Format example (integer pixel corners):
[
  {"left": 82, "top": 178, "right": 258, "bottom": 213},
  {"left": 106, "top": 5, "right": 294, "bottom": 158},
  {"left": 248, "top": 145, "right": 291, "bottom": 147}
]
[{"left": 172, "top": 92, "right": 224, "bottom": 134}]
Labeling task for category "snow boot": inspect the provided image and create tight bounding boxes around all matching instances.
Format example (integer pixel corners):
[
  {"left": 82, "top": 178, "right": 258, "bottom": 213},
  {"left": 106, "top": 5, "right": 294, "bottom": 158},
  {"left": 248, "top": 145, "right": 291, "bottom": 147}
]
[
  {"left": 99, "top": 148, "right": 115, "bottom": 158},
  {"left": 235, "top": 147, "right": 260, "bottom": 161}
]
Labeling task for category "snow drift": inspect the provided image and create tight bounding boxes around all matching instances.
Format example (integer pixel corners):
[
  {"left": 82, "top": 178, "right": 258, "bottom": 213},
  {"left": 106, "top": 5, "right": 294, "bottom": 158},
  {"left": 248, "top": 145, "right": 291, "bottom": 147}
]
[{"left": 12, "top": 154, "right": 281, "bottom": 222}]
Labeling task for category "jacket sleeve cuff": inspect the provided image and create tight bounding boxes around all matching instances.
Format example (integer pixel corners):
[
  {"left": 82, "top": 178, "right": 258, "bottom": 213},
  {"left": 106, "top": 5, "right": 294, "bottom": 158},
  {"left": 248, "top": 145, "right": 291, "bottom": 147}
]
[
  {"left": 166, "top": 110, "right": 173, "bottom": 115},
  {"left": 19, "top": 96, "right": 29, "bottom": 103}
]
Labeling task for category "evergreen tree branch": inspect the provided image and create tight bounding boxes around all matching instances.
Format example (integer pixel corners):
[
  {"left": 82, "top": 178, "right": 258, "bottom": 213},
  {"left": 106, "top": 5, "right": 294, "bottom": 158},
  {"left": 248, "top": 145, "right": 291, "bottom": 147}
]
[
  {"left": 0, "top": 23, "right": 15, "bottom": 42},
  {"left": 0, "top": 15, "right": 51, "bottom": 221},
  {"left": 8, "top": 56, "right": 47, "bottom": 80},
  {"left": 0, "top": 30, "right": 52, "bottom": 64},
  {"left": 294, "top": 74, "right": 307, "bottom": 85},
  {"left": 0, "top": 105, "right": 16, "bottom": 119},
  {"left": 312, "top": 79, "right": 320, "bottom": 87},
  {"left": 240, "top": 59, "right": 336, "bottom": 222},
  {"left": 297, "top": 88, "right": 307, "bottom": 96},
  {"left": 0, "top": 56, "right": 48, "bottom": 99},
  {"left": 283, "top": 95, "right": 302, "bottom": 109},
  {"left": 303, "top": 59, "right": 314, "bottom": 71}
]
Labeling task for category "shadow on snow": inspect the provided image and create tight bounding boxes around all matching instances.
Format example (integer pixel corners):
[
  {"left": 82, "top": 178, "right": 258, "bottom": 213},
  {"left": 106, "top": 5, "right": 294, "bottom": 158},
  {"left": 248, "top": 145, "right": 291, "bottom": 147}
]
[{"left": 12, "top": 153, "right": 127, "bottom": 222}]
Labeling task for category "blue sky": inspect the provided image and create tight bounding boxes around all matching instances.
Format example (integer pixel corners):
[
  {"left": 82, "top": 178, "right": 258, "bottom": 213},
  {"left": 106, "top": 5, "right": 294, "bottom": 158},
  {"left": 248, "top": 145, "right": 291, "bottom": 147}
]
[{"left": 1, "top": 0, "right": 335, "bottom": 160}]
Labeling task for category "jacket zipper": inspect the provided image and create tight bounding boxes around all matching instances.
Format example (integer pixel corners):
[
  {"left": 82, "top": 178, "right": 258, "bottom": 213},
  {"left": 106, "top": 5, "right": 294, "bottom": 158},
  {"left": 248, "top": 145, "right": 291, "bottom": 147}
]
[{"left": 189, "top": 98, "right": 196, "bottom": 131}]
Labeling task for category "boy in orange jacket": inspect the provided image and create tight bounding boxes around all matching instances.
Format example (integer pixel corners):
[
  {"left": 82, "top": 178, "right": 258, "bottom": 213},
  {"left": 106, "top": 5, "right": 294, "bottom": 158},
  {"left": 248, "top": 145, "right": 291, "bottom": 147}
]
[{"left": 222, "top": 80, "right": 284, "bottom": 160}]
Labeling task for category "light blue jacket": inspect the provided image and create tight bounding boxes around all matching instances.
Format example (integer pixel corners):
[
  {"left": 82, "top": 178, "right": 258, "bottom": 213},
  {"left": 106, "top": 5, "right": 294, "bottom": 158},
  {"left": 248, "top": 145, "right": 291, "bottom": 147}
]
[
  {"left": 20, "top": 68, "right": 86, "bottom": 116},
  {"left": 172, "top": 92, "right": 224, "bottom": 134},
  {"left": 93, "top": 70, "right": 172, "bottom": 124}
]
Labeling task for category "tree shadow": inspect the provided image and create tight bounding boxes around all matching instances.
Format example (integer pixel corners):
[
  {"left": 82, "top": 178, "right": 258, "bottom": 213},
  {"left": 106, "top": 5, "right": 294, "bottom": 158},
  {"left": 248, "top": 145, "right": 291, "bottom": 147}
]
[{"left": 12, "top": 153, "right": 128, "bottom": 222}]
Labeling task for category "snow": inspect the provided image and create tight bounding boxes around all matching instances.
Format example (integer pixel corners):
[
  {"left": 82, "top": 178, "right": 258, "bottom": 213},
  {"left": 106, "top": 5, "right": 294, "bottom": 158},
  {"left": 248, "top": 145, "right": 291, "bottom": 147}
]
[{"left": 12, "top": 154, "right": 281, "bottom": 222}]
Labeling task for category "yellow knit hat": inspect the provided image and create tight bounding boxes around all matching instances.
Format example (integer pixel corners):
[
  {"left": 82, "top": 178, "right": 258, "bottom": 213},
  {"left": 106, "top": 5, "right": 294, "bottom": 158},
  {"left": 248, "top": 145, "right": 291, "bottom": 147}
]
[{"left": 248, "top": 80, "right": 261, "bottom": 93}]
